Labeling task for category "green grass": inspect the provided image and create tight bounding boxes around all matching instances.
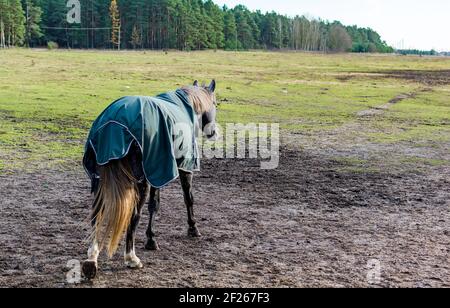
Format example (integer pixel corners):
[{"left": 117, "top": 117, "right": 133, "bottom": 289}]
[
  {"left": 0, "top": 49, "right": 449, "bottom": 171},
  {"left": 367, "top": 88, "right": 450, "bottom": 144}
]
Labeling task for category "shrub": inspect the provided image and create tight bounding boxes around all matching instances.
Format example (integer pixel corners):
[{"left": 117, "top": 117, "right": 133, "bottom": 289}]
[{"left": 47, "top": 41, "right": 59, "bottom": 50}]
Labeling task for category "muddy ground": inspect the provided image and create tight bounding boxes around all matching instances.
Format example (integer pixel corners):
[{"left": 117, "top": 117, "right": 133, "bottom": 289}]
[
  {"left": 1, "top": 143, "right": 449, "bottom": 288},
  {"left": 337, "top": 69, "right": 450, "bottom": 86}
]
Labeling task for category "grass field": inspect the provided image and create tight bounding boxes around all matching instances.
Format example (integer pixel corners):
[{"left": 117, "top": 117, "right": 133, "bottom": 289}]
[
  {"left": 0, "top": 49, "right": 449, "bottom": 171},
  {"left": 1, "top": 49, "right": 449, "bottom": 287}
]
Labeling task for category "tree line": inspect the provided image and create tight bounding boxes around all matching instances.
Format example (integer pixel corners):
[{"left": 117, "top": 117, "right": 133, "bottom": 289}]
[
  {"left": 0, "top": 0, "right": 394, "bottom": 53},
  {"left": 397, "top": 49, "right": 439, "bottom": 56}
]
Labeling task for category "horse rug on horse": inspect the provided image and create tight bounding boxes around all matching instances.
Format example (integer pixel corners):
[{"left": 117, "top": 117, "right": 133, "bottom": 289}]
[{"left": 83, "top": 89, "right": 200, "bottom": 188}]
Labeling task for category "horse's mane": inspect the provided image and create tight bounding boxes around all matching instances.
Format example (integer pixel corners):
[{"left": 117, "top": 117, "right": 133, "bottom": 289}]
[{"left": 181, "top": 86, "right": 215, "bottom": 114}]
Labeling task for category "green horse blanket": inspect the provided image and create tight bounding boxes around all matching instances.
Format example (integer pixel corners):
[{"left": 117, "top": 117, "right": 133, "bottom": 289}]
[{"left": 83, "top": 89, "right": 200, "bottom": 188}]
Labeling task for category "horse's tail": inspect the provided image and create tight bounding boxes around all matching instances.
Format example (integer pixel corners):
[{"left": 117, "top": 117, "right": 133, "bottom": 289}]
[{"left": 91, "top": 159, "right": 139, "bottom": 258}]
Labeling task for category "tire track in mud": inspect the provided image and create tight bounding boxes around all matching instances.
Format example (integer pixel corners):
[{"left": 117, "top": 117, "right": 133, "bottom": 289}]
[{"left": 357, "top": 89, "right": 431, "bottom": 117}]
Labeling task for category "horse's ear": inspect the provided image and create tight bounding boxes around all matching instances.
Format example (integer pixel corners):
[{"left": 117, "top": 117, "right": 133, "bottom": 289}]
[
  {"left": 208, "top": 79, "right": 216, "bottom": 93},
  {"left": 193, "top": 80, "right": 199, "bottom": 87}
]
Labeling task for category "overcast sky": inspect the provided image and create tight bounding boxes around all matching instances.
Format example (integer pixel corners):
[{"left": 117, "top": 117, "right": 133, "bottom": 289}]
[{"left": 214, "top": 0, "right": 450, "bottom": 51}]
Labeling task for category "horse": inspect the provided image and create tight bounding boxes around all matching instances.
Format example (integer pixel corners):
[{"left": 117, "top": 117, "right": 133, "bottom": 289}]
[{"left": 81, "top": 80, "right": 218, "bottom": 280}]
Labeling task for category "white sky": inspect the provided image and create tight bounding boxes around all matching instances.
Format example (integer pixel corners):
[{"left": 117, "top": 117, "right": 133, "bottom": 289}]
[{"left": 214, "top": 0, "right": 450, "bottom": 51}]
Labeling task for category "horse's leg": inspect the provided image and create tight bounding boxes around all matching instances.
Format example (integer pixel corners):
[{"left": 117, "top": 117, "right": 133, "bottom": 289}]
[
  {"left": 82, "top": 178, "right": 101, "bottom": 280},
  {"left": 124, "top": 182, "right": 149, "bottom": 269},
  {"left": 180, "top": 170, "right": 201, "bottom": 237},
  {"left": 145, "top": 187, "right": 161, "bottom": 250},
  {"left": 82, "top": 238, "right": 100, "bottom": 280}
]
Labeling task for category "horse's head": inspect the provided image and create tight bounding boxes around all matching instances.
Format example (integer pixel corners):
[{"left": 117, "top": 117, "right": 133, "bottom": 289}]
[{"left": 183, "top": 80, "right": 218, "bottom": 141}]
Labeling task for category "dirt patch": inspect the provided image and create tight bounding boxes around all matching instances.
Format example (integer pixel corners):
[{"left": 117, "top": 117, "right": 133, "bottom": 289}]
[
  {"left": 335, "top": 72, "right": 388, "bottom": 83},
  {"left": 337, "top": 70, "right": 450, "bottom": 86},
  {"left": 379, "top": 70, "right": 450, "bottom": 86},
  {"left": 0, "top": 147, "right": 449, "bottom": 288},
  {"left": 387, "top": 92, "right": 417, "bottom": 105},
  {"left": 0, "top": 109, "right": 16, "bottom": 121},
  {"left": 357, "top": 92, "right": 418, "bottom": 117}
]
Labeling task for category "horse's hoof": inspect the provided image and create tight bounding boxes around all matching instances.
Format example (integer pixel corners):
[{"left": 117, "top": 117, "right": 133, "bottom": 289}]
[
  {"left": 145, "top": 239, "right": 160, "bottom": 251},
  {"left": 125, "top": 259, "right": 144, "bottom": 269},
  {"left": 82, "top": 261, "right": 98, "bottom": 280},
  {"left": 188, "top": 227, "right": 202, "bottom": 238}
]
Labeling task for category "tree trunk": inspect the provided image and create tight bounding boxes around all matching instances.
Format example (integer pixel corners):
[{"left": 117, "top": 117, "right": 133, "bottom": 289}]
[{"left": 0, "top": 19, "right": 5, "bottom": 48}]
